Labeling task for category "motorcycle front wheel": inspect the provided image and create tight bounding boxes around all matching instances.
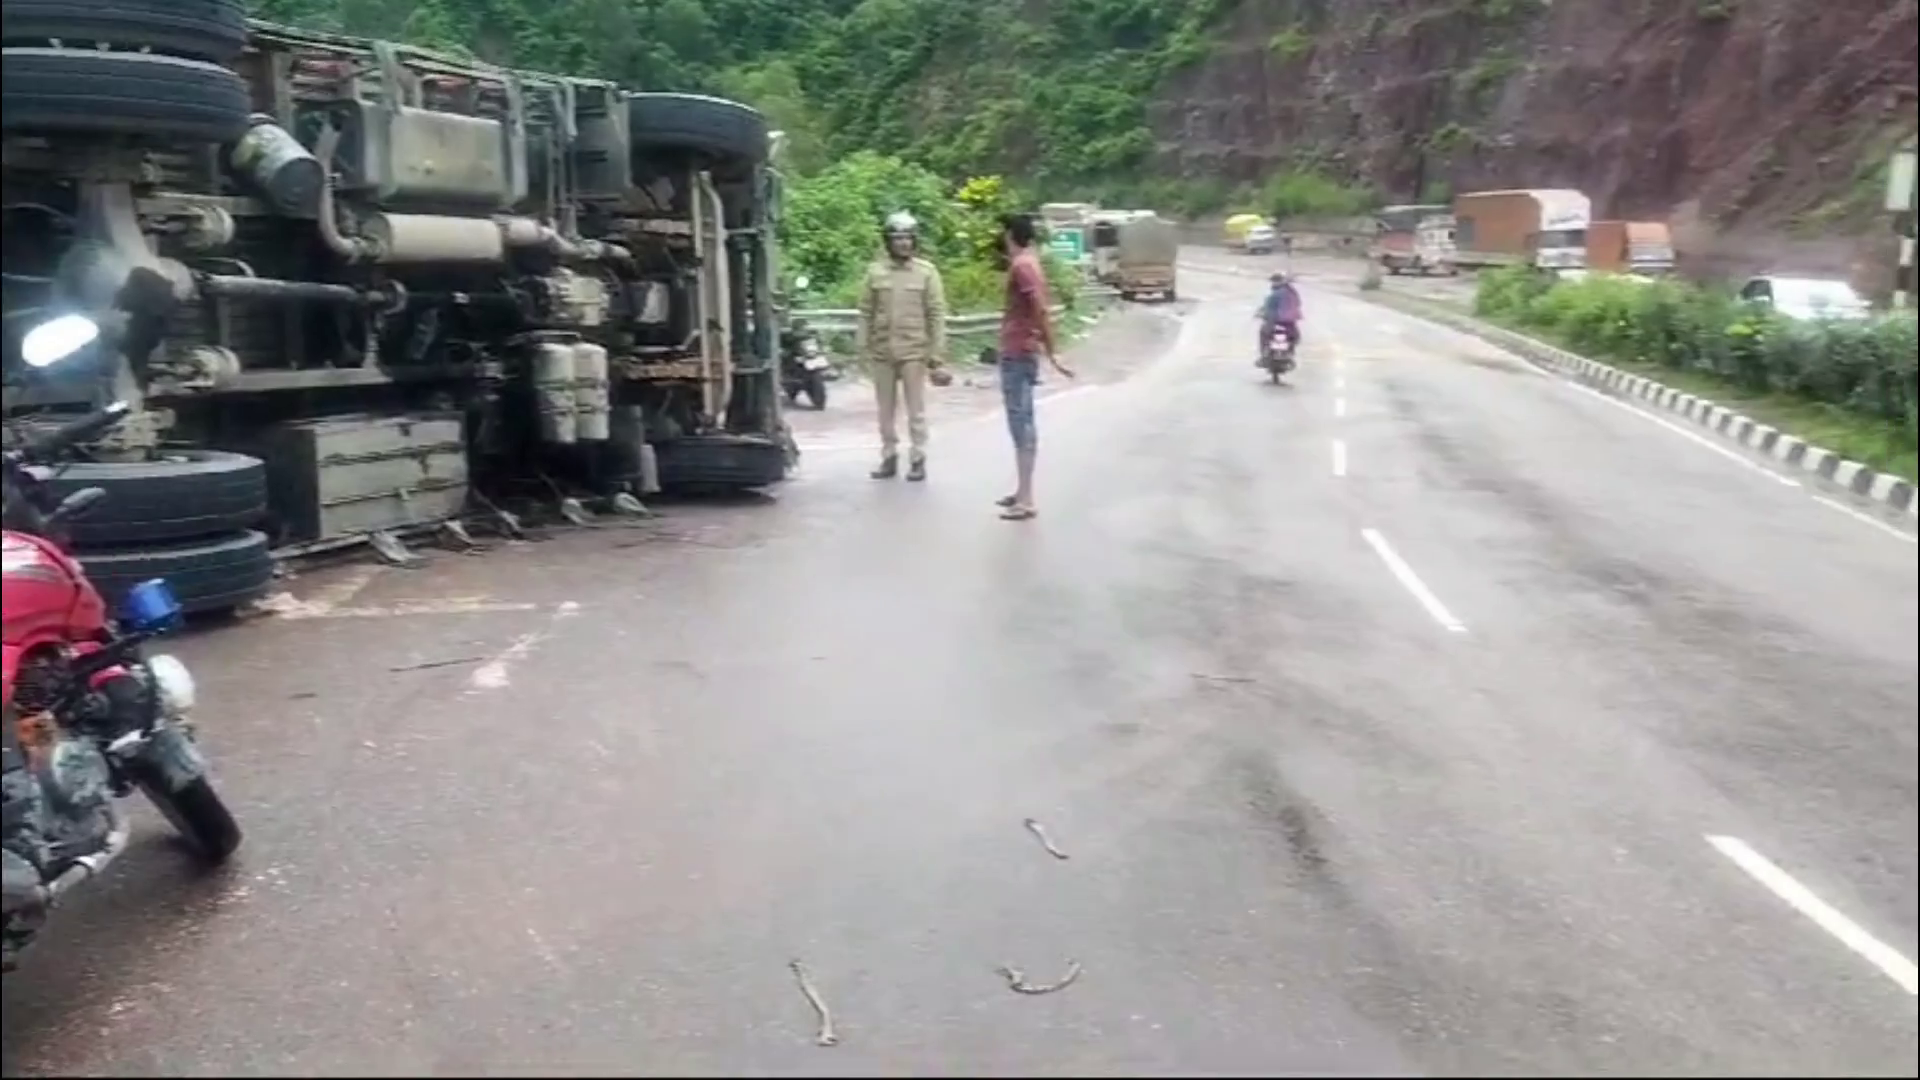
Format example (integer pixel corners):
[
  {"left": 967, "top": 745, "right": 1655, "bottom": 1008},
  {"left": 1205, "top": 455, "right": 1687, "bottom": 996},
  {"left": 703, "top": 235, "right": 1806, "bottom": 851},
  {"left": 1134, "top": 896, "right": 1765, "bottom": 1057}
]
[
  {"left": 131, "top": 768, "right": 243, "bottom": 864},
  {"left": 804, "top": 372, "right": 828, "bottom": 410}
]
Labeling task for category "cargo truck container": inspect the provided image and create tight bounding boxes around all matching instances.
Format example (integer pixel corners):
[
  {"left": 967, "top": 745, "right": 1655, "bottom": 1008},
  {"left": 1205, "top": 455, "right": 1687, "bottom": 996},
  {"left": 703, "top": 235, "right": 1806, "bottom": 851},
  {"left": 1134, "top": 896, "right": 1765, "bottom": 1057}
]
[
  {"left": 1452, "top": 189, "right": 1592, "bottom": 271},
  {"left": 1115, "top": 214, "right": 1178, "bottom": 301},
  {"left": 1586, "top": 221, "right": 1675, "bottom": 276}
]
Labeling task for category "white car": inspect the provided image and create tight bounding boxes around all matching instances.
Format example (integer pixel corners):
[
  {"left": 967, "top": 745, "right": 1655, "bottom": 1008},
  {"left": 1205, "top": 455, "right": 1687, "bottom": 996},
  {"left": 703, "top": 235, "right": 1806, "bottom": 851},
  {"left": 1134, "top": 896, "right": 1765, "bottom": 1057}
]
[
  {"left": 1244, "top": 224, "right": 1276, "bottom": 254},
  {"left": 1737, "top": 275, "right": 1872, "bottom": 321}
]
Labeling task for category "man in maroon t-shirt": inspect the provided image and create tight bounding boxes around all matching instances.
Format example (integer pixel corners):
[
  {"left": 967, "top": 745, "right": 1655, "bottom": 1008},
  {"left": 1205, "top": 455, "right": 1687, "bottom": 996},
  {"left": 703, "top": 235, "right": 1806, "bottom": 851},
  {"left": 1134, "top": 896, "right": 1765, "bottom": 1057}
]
[{"left": 994, "top": 214, "right": 1075, "bottom": 521}]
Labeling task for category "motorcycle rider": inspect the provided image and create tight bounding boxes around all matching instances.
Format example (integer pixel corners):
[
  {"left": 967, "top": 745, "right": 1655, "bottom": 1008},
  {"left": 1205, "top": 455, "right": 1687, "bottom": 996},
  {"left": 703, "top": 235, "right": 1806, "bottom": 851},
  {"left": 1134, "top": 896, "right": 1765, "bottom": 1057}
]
[
  {"left": 1257, "top": 270, "right": 1303, "bottom": 365},
  {"left": 856, "top": 211, "right": 950, "bottom": 481}
]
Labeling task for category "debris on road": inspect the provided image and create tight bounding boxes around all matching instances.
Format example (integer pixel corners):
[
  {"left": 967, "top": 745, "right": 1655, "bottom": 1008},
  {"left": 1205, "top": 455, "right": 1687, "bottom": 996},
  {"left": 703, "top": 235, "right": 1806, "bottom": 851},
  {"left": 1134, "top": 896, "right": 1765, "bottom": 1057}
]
[
  {"left": 788, "top": 959, "right": 839, "bottom": 1046},
  {"left": 998, "top": 959, "right": 1083, "bottom": 995},
  {"left": 1191, "top": 672, "right": 1255, "bottom": 685},
  {"left": 388, "top": 655, "right": 487, "bottom": 673},
  {"left": 1022, "top": 817, "right": 1071, "bottom": 860}
]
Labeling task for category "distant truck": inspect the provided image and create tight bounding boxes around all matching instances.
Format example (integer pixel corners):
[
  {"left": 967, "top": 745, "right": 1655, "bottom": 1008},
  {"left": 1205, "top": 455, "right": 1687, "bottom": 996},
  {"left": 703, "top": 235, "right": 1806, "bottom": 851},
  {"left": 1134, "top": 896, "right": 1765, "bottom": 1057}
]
[
  {"left": 1452, "top": 189, "right": 1592, "bottom": 272},
  {"left": 1116, "top": 214, "right": 1179, "bottom": 301},
  {"left": 1371, "top": 204, "right": 1457, "bottom": 275},
  {"left": 1586, "top": 221, "right": 1675, "bottom": 276},
  {"left": 1088, "top": 209, "right": 1150, "bottom": 283}
]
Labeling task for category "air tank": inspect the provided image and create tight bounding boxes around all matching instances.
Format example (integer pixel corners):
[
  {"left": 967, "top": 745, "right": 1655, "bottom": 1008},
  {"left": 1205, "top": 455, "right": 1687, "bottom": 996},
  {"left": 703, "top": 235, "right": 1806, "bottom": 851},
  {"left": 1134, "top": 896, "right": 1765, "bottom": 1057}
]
[
  {"left": 227, "top": 115, "right": 324, "bottom": 217},
  {"left": 571, "top": 342, "right": 610, "bottom": 441},
  {"left": 530, "top": 342, "right": 578, "bottom": 444}
]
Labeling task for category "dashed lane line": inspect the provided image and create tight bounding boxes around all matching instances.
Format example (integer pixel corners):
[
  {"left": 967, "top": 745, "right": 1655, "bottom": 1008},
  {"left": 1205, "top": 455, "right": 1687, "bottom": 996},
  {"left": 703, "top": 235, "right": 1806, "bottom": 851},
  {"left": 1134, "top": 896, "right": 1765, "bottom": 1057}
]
[
  {"left": 1708, "top": 835, "right": 1918, "bottom": 996},
  {"left": 1361, "top": 528, "right": 1467, "bottom": 634}
]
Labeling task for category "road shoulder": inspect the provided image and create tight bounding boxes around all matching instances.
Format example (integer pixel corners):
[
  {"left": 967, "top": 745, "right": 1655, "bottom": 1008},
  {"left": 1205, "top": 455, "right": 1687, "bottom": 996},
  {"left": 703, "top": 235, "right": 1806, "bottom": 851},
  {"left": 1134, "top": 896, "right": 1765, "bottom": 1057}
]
[{"left": 1357, "top": 290, "right": 1918, "bottom": 519}]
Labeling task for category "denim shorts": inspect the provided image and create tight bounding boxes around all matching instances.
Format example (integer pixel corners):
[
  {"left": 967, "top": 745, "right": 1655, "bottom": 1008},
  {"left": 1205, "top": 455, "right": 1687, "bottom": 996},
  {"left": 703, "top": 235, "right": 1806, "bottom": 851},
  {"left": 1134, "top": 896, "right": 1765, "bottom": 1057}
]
[{"left": 998, "top": 353, "right": 1039, "bottom": 451}]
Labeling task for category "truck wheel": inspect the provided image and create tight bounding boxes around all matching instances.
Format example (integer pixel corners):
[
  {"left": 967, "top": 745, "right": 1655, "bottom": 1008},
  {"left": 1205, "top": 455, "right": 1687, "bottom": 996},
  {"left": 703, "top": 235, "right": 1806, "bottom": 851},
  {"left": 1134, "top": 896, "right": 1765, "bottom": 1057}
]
[
  {"left": 2, "top": 0, "right": 248, "bottom": 63},
  {"left": 77, "top": 529, "right": 275, "bottom": 617},
  {"left": 0, "top": 47, "right": 251, "bottom": 143},
  {"left": 653, "top": 435, "right": 788, "bottom": 492},
  {"left": 627, "top": 93, "right": 770, "bottom": 165},
  {"left": 46, "top": 450, "right": 267, "bottom": 549}
]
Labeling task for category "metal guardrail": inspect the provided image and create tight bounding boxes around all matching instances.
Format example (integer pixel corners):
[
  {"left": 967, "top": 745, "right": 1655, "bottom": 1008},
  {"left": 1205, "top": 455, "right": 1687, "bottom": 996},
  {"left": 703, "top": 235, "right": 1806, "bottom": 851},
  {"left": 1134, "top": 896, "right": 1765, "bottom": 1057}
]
[{"left": 793, "top": 287, "right": 1116, "bottom": 335}]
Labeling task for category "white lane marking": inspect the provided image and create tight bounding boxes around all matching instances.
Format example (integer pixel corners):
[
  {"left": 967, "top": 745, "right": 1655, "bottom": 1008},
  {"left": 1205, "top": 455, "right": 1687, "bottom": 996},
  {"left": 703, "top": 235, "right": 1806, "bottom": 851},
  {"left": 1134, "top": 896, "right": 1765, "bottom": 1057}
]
[
  {"left": 1332, "top": 439, "right": 1348, "bottom": 477},
  {"left": 468, "top": 601, "right": 581, "bottom": 692},
  {"left": 1335, "top": 375, "right": 1347, "bottom": 391},
  {"left": 1335, "top": 396, "right": 1347, "bottom": 419},
  {"left": 1562, "top": 379, "right": 1800, "bottom": 488},
  {"left": 1812, "top": 495, "right": 1918, "bottom": 544},
  {"left": 1707, "top": 835, "right": 1918, "bottom": 995},
  {"left": 1360, "top": 528, "right": 1467, "bottom": 633}
]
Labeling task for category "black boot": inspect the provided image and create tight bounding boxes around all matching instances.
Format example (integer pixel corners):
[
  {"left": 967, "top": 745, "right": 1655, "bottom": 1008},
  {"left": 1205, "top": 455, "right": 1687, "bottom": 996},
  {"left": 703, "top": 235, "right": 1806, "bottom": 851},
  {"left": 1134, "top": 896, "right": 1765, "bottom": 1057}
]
[
  {"left": 870, "top": 455, "right": 898, "bottom": 479},
  {"left": 906, "top": 457, "right": 927, "bottom": 482}
]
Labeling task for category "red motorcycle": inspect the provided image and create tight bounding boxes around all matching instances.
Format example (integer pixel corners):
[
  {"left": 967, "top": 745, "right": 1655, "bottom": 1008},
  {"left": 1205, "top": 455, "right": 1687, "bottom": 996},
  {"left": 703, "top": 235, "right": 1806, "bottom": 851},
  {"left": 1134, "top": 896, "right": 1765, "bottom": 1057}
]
[{"left": 3, "top": 401, "right": 241, "bottom": 972}]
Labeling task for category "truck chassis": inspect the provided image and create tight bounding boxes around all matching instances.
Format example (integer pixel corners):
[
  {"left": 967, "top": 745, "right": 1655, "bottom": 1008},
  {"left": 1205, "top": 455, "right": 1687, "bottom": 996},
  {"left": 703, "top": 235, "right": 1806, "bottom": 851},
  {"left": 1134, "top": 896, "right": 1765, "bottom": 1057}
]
[{"left": 3, "top": 8, "right": 790, "bottom": 610}]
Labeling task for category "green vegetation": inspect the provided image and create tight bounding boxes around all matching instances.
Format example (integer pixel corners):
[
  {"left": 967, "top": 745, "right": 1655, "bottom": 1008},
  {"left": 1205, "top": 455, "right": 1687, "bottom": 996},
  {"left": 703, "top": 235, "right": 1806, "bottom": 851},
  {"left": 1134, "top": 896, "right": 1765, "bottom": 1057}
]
[
  {"left": 1475, "top": 268, "right": 1919, "bottom": 480},
  {"left": 251, "top": 0, "right": 1241, "bottom": 193},
  {"left": 1259, "top": 170, "right": 1377, "bottom": 221},
  {"left": 1268, "top": 25, "right": 1314, "bottom": 62},
  {"left": 781, "top": 160, "right": 1078, "bottom": 314}
]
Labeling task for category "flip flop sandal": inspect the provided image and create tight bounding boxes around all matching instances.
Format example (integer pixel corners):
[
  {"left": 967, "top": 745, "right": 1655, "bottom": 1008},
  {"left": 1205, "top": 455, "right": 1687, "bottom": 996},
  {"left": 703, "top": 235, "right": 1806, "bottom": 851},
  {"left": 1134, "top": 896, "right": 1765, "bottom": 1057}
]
[
  {"left": 996, "top": 494, "right": 1019, "bottom": 508},
  {"left": 999, "top": 505, "right": 1038, "bottom": 521}
]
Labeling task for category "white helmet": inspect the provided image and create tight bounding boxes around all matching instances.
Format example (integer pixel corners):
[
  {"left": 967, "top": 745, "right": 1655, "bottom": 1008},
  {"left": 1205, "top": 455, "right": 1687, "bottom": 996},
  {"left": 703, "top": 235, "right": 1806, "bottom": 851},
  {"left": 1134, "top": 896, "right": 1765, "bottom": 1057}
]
[{"left": 883, "top": 210, "right": 918, "bottom": 238}]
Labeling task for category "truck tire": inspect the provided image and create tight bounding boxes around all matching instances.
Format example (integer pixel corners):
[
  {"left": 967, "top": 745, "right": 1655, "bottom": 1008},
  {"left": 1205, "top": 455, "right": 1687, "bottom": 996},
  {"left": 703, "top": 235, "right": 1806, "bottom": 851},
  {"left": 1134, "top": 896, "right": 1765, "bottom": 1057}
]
[
  {"left": 653, "top": 435, "right": 788, "bottom": 491},
  {"left": 77, "top": 530, "right": 275, "bottom": 617},
  {"left": 0, "top": 47, "right": 251, "bottom": 144},
  {"left": 2, "top": 0, "right": 248, "bottom": 63},
  {"left": 627, "top": 93, "right": 769, "bottom": 165},
  {"left": 48, "top": 451, "right": 267, "bottom": 549}
]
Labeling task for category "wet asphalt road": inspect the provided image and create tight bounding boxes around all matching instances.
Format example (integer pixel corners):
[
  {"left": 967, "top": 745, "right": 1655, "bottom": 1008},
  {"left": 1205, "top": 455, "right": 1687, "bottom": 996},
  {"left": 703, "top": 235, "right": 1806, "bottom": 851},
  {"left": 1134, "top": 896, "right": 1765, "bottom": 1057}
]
[{"left": 3, "top": 253, "right": 1916, "bottom": 1077}]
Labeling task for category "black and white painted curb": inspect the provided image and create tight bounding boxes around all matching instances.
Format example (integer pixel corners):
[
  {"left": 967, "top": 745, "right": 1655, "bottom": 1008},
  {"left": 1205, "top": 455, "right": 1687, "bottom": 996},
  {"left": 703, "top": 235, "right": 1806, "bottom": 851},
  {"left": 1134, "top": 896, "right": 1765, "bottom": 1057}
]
[{"left": 1366, "top": 293, "right": 1919, "bottom": 518}]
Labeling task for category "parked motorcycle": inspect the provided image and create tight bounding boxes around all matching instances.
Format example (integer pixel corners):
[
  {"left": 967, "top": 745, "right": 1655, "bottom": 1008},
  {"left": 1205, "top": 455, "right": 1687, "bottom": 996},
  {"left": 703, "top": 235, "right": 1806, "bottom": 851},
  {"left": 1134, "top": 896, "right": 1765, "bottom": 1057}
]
[
  {"left": 780, "top": 297, "right": 831, "bottom": 411},
  {"left": 1261, "top": 321, "right": 1300, "bottom": 384},
  {"left": 3, "top": 330, "right": 242, "bottom": 971}
]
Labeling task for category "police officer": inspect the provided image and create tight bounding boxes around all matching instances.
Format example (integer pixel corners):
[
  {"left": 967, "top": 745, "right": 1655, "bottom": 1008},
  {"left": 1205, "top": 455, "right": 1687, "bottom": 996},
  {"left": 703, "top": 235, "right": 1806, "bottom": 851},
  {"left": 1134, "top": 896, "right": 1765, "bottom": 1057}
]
[{"left": 857, "top": 211, "right": 949, "bottom": 481}]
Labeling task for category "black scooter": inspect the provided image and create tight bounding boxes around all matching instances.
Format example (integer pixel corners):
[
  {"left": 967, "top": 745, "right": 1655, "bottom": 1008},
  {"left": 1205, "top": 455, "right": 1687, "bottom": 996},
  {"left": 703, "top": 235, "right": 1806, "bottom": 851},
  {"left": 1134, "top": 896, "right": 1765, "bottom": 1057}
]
[
  {"left": 781, "top": 318, "right": 830, "bottom": 410},
  {"left": 779, "top": 276, "right": 831, "bottom": 410}
]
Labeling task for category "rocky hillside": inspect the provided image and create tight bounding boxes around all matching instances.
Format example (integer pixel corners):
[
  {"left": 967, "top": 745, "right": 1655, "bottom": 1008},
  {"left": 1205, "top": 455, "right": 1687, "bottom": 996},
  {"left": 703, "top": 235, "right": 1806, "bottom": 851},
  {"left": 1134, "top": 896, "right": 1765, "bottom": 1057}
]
[{"left": 1154, "top": 0, "right": 1916, "bottom": 258}]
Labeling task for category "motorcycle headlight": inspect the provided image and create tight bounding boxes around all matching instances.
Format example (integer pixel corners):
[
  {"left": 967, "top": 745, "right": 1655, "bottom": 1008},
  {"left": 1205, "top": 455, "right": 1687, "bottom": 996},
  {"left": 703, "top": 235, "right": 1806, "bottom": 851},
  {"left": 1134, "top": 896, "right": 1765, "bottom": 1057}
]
[
  {"left": 144, "top": 654, "right": 196, "bottom": 713},
  {"left": 801, "top": 339, "right": 822, "bottom": 357},
  {"left": 21, "top": 314, "right": 100, "bottom": 369}
]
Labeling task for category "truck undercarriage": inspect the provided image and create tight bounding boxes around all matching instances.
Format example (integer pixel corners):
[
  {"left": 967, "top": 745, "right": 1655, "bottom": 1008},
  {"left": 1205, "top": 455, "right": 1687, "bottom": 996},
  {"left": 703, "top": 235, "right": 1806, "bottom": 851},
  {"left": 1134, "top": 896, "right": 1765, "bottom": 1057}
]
[{"left": 2, "top": 7, "right": 789, "bottom": 611}]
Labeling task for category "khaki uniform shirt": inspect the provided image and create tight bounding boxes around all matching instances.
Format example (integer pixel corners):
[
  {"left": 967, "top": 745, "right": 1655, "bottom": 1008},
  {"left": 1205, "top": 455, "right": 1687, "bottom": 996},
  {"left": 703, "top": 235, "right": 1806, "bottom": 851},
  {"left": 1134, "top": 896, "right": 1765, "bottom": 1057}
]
[{"left": 856, "top": 255, "right": 948, "bottom": 366}]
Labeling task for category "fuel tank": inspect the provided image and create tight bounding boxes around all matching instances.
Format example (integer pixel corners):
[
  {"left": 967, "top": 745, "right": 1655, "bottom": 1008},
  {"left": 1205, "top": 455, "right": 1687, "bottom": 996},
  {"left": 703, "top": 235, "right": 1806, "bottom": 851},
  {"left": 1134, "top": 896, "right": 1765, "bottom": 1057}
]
[{"left": 2, "top": 530, "right": 106, "bottom": 657}]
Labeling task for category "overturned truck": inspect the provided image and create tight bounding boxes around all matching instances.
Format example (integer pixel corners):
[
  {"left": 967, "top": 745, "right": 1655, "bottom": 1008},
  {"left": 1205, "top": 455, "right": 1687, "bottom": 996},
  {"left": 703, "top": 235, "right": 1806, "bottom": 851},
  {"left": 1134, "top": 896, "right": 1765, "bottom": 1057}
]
[{"left": 1, "top": 3, "right": 790, "bottom": 612}]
